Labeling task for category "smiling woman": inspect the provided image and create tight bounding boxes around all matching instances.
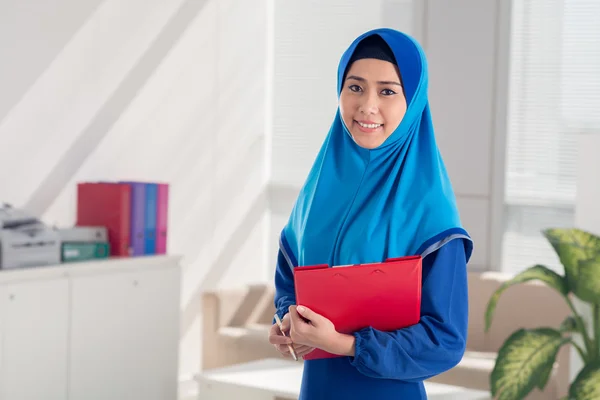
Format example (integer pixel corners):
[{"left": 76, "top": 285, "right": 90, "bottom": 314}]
[{"left": 268, "top": 28, "right": 473, "bottom": 400}]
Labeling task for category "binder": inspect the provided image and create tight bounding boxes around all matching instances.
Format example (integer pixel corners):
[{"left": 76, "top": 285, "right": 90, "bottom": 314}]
[
  {"left": 76, "top": 183, "right": 132, "bottom": 257},
  {"left": 156, "top": 183, "right": 169, "bottom": 254},
  {"left": 144, "top": 183, "right": 158, "bottom": 254},
  {"left": 293, "top": 255, "right": 422, "bottom": 360},
  {"left": 62, "top": 242, "right": 110, "bottom": 263},
  {"left": 120, "top": 181, "right": 146, "bottom": 256}
]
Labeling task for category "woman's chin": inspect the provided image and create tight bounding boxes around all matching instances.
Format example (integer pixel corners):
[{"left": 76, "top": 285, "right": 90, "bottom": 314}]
[{"left": 351, "top": 132, "right": 387, "bottom": 149}]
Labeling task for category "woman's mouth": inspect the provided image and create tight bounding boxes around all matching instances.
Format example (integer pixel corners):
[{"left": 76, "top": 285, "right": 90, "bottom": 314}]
[{"left": 355, "top": 120, "right": 383, "bottom": 133}]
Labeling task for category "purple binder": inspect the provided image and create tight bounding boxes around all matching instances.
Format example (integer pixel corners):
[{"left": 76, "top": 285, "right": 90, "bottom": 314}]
[{"left": 121, "top": 181, "right": 146, "bottom": 256}]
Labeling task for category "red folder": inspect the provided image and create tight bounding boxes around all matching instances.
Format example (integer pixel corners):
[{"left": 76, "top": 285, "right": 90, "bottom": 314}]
[
  {"left": 293, "top": 255, "right": 422, "bottom": 360},
  {"left": 76, "top": 182, "right": 132, "bottom": 257}
]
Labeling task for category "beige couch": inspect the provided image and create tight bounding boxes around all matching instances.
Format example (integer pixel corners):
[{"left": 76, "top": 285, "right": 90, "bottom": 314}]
[{"left": 202, "top": 272, "right": 571, "bottom": 399}]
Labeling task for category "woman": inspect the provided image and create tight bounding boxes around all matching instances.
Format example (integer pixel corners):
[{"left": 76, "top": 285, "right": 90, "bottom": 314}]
[{"left": 268, "top": 28, "right": 473, "bottom": 400}]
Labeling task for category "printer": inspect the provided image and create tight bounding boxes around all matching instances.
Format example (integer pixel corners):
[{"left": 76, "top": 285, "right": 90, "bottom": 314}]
[{"left": 0, "top": 203, "right": 61, "bottom": 269}]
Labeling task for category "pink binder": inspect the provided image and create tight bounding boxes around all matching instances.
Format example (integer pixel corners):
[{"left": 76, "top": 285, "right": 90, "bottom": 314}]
[{"left": 156, "top": 183, "right": 169, "bottom": 254}]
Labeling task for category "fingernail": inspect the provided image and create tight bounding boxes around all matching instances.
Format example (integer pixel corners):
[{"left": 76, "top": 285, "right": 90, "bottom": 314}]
[{"left": 297, "top": 306, "right": 305, "bottom": 313}]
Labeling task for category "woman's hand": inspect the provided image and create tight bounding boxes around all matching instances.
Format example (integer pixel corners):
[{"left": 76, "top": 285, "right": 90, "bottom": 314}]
[
  {"left": 268, "top": 312, "right": 315, "bottom": 359},
  {"left": 288, "top": 305, "right": 356, "bottom": 357}
]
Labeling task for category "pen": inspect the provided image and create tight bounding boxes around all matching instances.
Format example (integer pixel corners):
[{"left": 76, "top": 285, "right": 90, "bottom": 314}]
[{"left": 274, "top": 313, "right": 298, "bottom": 361}]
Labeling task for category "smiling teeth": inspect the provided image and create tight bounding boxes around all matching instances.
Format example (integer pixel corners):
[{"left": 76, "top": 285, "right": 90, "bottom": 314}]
[{"left": 358, "top": 122, "right": 382, "bottom": 128}]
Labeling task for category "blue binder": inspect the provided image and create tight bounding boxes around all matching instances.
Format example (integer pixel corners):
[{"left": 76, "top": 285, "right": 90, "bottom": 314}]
[{"left": 144, "top": 183, "right": 158, "bottom": 254}]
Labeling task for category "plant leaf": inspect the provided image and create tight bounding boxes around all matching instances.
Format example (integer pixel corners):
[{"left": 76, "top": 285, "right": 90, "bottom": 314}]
[
  {"left": 569, "top": 360, "right": 600, "bottom": 400},
  {"left": 559, "top": 316, "right": 578, "bottom": 333},
  {"left": 535, "top": 359, "right": 555, "bottom": 391},
  {"left": 485, "top": 265, "right": 568, "bottom": 332},
  {"left": 574, "top": 257, "right": 600, "bottom": 304},
  {"left": 491, "top": 328, "right": 568, "bottom": 400},
  {"left": 543, "top": 228, "right": 600, "bottom": 303}
]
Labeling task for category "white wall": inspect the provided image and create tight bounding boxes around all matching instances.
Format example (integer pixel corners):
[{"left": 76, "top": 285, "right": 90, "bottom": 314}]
[
  {"left": 0, "top": 0, "right": 270, "bottom": 378},
  {"left": 268, "top": 0, "right": 511, "bottom": 272},
  {"left": 571, "top": 133, "right": 600, "bottom": 382},
  {"left": 419, "top": 0, "right": 511, "bottom": 271},
  {"left": 575, "top": 134, "right": 600, "bottom": 235}
]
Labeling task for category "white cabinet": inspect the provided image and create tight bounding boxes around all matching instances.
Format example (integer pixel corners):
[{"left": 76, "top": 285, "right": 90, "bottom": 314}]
[
  {"left": 0, "top": 279, "right": 69, "bottom": 400},
  {"left": 0, "top": 255, "right": 180, "bottom": 400},
  {"left": 69, "top": 266, "right": 180, "bottom": 400}
]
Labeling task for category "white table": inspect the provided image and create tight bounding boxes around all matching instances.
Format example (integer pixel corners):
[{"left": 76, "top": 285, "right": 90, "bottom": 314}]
[{"left": 197, "top": 358, "right": 491, "bottom": 400}]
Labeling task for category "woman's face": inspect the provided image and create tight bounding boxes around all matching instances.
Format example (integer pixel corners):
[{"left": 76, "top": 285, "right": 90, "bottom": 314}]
[{"left": 339, "top": 58, "right": 407, "bottom": 149}]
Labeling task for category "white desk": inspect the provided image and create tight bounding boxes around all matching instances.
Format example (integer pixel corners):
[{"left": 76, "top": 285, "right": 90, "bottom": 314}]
[{"left": 197, "top": 358, "right": 491, "bottom": 400}]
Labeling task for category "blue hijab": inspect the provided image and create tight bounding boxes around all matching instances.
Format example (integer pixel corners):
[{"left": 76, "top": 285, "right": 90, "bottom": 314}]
[{"left": 281, "top": 28, "right": 473, "bottom": 268}]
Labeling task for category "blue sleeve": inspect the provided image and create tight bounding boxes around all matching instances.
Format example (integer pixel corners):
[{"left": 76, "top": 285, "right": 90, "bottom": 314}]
[
  {"left": 273, "top": 248, "right": 296, "bottom": 322},
  {"left": 348, "top": 238, "right": 469, "bottom": 381}
]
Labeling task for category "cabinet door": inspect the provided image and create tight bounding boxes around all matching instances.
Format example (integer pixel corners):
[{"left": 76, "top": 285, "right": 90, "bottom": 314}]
[
  {"left": 69, "top": 266, "right": 180, "bottom": 400},
  {"left": 0, "top": 278, "right": 69, "bottom": 400}
]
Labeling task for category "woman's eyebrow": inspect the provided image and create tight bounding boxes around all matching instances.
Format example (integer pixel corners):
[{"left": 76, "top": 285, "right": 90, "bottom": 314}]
[
  {"left": 346, "top": 75, "right": 402, "bottom": 87},
  {"left": 378, "top": 80, "right": 402, "bottom": 87}
]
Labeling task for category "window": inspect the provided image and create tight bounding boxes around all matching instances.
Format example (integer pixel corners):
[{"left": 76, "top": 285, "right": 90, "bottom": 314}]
[{"left": 501, "top": 0, "right": 600, "bottom": 274}]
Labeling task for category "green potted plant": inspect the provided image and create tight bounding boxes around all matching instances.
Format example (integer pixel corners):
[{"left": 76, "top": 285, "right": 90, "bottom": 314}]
[{"left": 485, "top": 228, "right": 600, "bottom": 400}]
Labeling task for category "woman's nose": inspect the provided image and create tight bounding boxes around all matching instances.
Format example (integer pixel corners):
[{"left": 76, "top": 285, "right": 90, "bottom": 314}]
[{"left": 359, "top": 91, "right": 379, "bottom": 115}]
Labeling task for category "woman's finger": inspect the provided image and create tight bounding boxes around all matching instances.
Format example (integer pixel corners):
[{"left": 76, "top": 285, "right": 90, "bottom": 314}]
[
  {"left": 280, "top": 313, "right": 291, "bottom": 332},
  {"left": 269, "top": 334, "right": 293, "bottom": 345},
  {"left": 277, "top": 344, "right": 313, "bottom": 355},
  {"left": 276, "top": 344, "right": 288, "bottom": 353},
  {"left": 276, "top": 344, "right": 297, "bottom": 358},
  {"left": 269, "top": 323, "right": 280, "bottom": 336},
  {"left": 291, "top": 344, "right": 310, "bottom": 352},
  {"left": 276, "top": 343, "right": 307, "bottom": 352},
  {"left": 295, "top": 346, "right": 315, "bottom": 357}
]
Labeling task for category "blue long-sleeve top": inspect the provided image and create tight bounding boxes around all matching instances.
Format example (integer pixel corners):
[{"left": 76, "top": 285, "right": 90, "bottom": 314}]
[{"left": 273, "top": 237, "right": 469, "bottom": 400}]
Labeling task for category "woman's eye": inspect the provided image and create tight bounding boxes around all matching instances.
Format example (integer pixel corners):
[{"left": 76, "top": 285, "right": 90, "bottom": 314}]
[
  {"left": 349, "top": 85, "right": 362, "bottom": 92},
  {"left": 381, "top": 89, "right": 397, "bottom": 96}
]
